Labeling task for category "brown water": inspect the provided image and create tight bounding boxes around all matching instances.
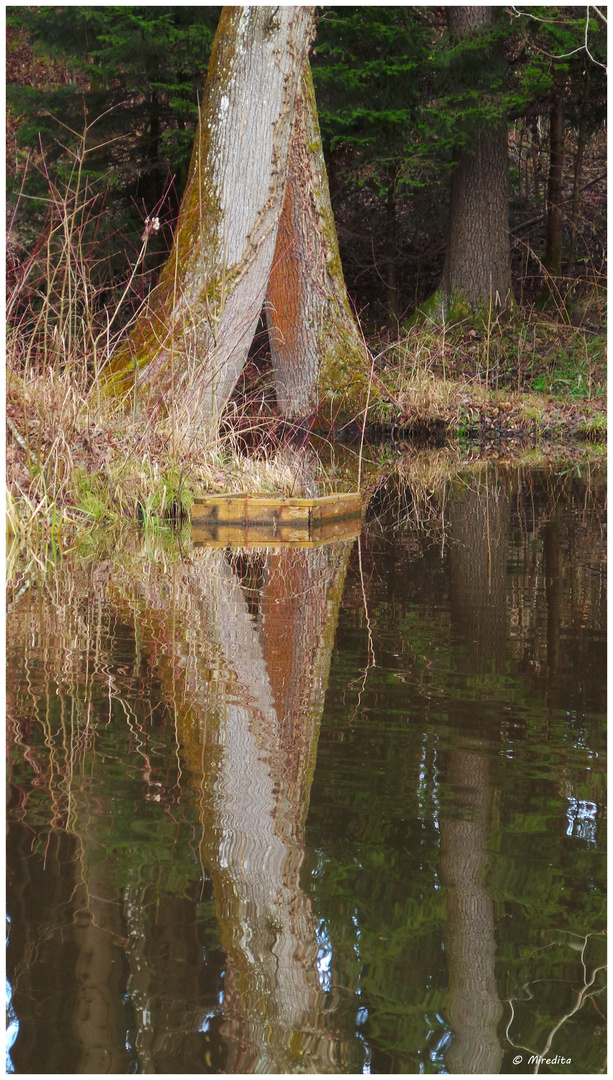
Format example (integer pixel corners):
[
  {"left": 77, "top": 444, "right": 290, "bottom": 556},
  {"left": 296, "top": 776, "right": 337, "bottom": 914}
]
[{"left": 6, "top": 464, "right": 606, "bottom": 1073}]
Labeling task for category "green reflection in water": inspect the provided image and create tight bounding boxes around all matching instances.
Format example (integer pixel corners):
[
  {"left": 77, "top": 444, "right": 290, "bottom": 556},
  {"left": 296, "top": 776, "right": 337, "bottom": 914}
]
[
  {"left": 305, "top": 465, "right": 606, "bottom": 1074},
  {"left": 7, "top": 465, "right": 606, "bottom": 1074}
]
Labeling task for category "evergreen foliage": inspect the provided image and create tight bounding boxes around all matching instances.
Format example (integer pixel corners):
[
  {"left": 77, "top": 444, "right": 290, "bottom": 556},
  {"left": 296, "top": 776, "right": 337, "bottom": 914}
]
[
  {"left": 7, "top": 6, "right": 220, "bottom": 264},
  {"left": 7, "top": 4, "right": 607, "bottom": 326}
]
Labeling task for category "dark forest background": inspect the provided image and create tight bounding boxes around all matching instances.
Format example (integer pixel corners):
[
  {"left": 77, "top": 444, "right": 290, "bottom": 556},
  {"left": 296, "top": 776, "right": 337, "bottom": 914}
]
[{"left": 6, "top": 5, "right": 606, "bottom": 334}]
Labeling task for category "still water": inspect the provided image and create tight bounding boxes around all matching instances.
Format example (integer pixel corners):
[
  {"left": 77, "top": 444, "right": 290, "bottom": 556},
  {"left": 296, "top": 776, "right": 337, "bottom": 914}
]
[{"left": 6, "top": 464, "right": 606, "bottom": 1074}]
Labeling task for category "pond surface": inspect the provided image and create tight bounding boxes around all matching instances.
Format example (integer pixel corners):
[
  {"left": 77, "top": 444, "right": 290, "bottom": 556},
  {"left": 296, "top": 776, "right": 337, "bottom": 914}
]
[{"left": 6, "top": 464, "right": 606, "bottom": 1074}]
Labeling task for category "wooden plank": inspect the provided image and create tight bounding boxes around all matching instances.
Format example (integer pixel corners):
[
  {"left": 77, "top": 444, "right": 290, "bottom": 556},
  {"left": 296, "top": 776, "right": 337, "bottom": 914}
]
[
  {"left": 309, "top": 492, "right": 363, "bottom": 525},
  {"left": 190, "top": 492, "right": 363, "bottom": 532}
]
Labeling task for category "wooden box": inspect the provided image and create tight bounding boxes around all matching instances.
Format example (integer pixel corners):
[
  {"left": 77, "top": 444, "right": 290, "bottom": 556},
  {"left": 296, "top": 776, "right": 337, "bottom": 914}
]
[{"left": 190, "top": 492, "right": 363, "bottom": 546}]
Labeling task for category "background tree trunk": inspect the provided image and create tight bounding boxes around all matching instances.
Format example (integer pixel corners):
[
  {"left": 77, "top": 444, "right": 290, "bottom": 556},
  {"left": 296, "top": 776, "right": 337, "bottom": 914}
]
[
  {"left": 567, "top": 67, "right": 589, "bottom": 280},
  {"left": 542, "top": 65, "right": 566, "bottom": 299},
  {"left": 444, "top": 7, "right": 513, "bottom": 318},
  {"left": 384, "top": 163, "right": 400, "bottom": 328}
]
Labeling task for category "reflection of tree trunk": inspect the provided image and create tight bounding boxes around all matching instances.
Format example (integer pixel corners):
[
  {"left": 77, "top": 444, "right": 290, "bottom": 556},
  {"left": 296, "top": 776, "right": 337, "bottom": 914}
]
[
  {"left": 176, "top": 542, "right": 353, "bottom": 1071},
  {"left": 6, "top": 537, "right": 354, "bottom": 1073},
  {"left": 449, "top": 473, "right": 510, "bottom": 672},
  {"left": 6, "top": 822, "right": 90, "bottom": 1073},
  {"left": 439, "top": 746, "right": 503, "bottom": 1074},
  {"left": 259, "top": 545, "right": 350, "bottom": 834},
  {"left": 544, "top": 509, "right": 561, "bottom": 709},
  {"left": 72, "top": 848, "right": 128, "bottom": 1073},
  {"left": 124, "top": 873, "right": 203, "bottom": 1072}
]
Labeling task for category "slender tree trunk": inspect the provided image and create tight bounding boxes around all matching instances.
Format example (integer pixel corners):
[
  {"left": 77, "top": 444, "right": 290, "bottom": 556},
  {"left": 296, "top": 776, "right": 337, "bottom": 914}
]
[
  {"left": 444, "top": 8, "right": 514, "bottom": 318},
  {"left": 567, "top": 67, "right": 590, "bottom": 279},
  {"left": 143, "top": 87, "right": 162, "bottom": 209},
  {"left": 542, "top": 65, "right": 566, "bottom": 298},
  {"left": 384, "top": 163, "right": 399, "bottom": 329},
  {"left": 109, "top": 6, "right": 367, "bottom": 438}
]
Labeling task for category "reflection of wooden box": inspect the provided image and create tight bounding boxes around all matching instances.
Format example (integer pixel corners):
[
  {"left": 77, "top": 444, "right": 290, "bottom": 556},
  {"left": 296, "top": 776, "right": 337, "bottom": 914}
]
[{"left": 190, "top": 492, "right": 363, "bottom": 546}]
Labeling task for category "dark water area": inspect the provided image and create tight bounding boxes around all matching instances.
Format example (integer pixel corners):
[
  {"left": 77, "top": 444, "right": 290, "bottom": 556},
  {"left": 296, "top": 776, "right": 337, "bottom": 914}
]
[{"left": 6, "top": 464, "right": 606, "bottom": 1074}]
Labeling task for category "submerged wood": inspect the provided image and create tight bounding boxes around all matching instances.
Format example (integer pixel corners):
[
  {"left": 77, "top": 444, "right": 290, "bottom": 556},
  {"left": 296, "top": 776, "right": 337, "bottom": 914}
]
[{"left": 108, "top": 5, "right": 368, "bottom": 436}]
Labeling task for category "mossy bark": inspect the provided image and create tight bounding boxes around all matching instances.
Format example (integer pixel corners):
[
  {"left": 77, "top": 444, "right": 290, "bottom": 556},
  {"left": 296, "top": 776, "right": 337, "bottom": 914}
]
[
  {"left": 108, "top": 7, "right": 313, "bottom": 434},
  {"left": 108, "top": 5, "right": 369, "bottom": 437},
  {"left": 265, "top": 53, "right": 369, "bottom": 424}
]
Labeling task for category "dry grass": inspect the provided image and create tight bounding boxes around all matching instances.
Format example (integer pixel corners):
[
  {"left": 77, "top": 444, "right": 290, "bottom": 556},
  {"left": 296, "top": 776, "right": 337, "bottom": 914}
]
[
  {"left": 6, "top": 140, "right": 332, "bottom": 546},
  {"left": 6, "top": 356, "right": 322, "bottom": 544},
  {"left": 372, "top": 306, "right": 606, "bottom": 430}
]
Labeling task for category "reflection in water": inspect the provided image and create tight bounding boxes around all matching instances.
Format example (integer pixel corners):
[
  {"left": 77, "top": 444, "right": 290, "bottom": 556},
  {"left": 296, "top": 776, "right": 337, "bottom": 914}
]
[
  {"left": 185, "top": 545, "right": 353, "bottom": 1071},
  {"left": 7, "top": 464, "right": 607, "bottom": 1074},
  {"left": 7, "top": 538, "right": 354, "bottom": 1073},
  {"left": 439, "top": 747, "right": 502, "bottom": 1075},
  {"left": 442, "top": 477, "right": 506, "bottom": 1072}
]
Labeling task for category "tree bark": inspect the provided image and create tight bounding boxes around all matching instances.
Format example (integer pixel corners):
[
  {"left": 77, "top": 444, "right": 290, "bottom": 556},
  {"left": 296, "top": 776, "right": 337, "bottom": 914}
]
[
  {"left": 542, "top": 65, "right": 566, "bottom": 294},
  {"left": 384, "top": 163, "right": 400, "bottom": 328},
  {"left": 444, "top": 8, "right": 514, "bottom": 318},
  {"left": 265, "top": 56, "right": 369, "bottom": 420},
  {"left": 567, "top": 66, "right": 590, "bottom": 280},
  {"left": 109, "top": 6, "right": 368, "bottom": 437}
]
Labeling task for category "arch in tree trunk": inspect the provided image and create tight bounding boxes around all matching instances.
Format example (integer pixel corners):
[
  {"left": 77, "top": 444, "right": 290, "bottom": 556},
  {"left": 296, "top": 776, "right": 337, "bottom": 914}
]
[{"left": 108, "top": 6, "right": 368, "bottom": 437}]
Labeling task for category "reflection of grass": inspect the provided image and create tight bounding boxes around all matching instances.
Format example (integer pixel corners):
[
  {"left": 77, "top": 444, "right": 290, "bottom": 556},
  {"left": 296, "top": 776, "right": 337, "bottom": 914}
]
[{"left": 365, "top": 454, "right": 606, "bottom": 538}]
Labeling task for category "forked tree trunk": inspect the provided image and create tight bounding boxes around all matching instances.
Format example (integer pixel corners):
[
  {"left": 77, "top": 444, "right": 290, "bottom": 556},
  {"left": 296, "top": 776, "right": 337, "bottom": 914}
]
[
  {"left": 444, "top": 7, "right": 514, "bottom": 318},
  {"left": 109, "top": 6, "right": 368, "bottom": 436}
]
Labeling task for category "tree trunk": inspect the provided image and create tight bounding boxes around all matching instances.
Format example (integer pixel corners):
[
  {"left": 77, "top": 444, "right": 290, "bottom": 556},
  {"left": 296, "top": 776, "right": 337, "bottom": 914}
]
[
  {"left": 542, "top": 65, "right": 566, "bottom": 296},
  {"left": 384, "top": 163, "right": 399, "bottom": 329},
  {"left": 109, "top": 6, "right": 368, "bottom": 438},
  {"left": 444, "top": 7, "right": 513, "bottom": 318},
  {"left": 567, "top": 66, "right": 590, "bottom": 280}
]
